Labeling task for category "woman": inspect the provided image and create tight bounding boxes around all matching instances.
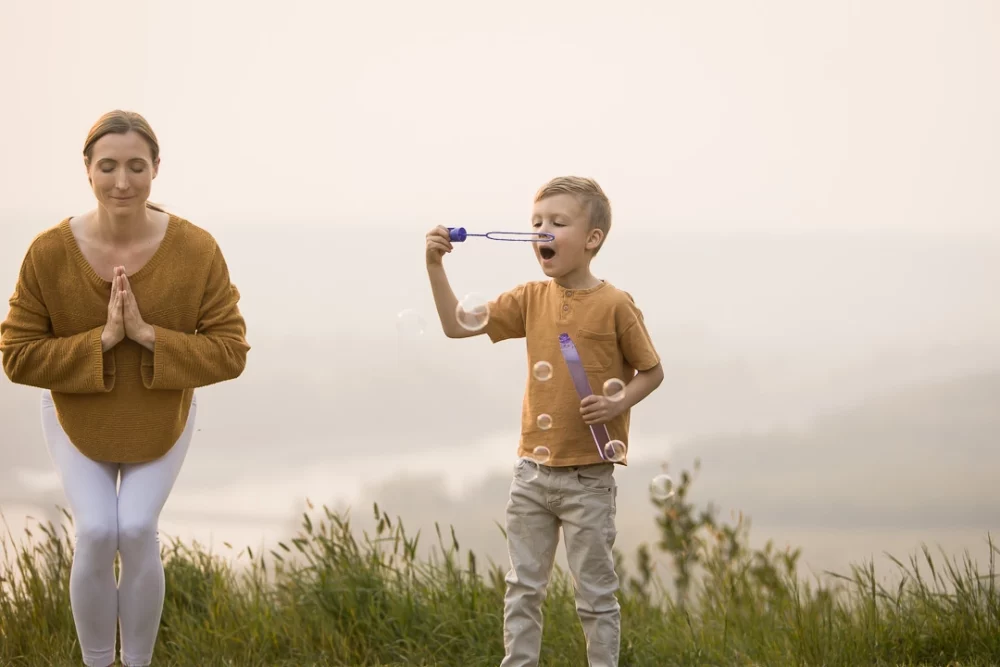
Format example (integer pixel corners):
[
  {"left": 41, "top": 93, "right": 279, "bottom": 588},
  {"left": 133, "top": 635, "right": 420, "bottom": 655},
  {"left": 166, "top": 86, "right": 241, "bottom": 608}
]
[{"left": 0, "top": 110, "right": 250, "bottom": 667}]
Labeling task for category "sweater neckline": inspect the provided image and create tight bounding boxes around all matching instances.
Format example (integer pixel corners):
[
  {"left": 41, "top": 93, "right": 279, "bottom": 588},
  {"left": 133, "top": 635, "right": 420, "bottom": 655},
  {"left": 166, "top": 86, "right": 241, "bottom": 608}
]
[{"left": 59, "top": 214, "right": 181, "bottom": 287}]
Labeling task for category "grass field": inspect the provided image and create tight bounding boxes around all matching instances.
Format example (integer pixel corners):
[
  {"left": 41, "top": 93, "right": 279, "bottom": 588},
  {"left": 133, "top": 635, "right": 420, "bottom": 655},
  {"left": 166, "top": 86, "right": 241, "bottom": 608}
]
[{"left": 2, "top": 461, "right": 998, "bottom": 666}]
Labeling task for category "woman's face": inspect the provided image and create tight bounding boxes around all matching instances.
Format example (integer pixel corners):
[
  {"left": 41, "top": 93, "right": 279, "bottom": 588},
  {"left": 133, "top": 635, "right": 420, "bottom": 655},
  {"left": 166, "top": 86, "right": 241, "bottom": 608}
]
[{"left": 86, "top": 131, "right": 159, "bottom": 215}]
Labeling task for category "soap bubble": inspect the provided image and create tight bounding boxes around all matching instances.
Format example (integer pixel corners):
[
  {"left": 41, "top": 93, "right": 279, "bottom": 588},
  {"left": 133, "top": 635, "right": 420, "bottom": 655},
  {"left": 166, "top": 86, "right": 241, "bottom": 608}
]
[
  {"left": 650, "top": 474, "right": 674, "bottom": 501},
  {"left": 603, "top": 440, "right": 626, "bottom": 462},
  {"left": 455, "top": 293, "right": 490, "bottom": 331},
  {"left": 532, "top": 360, "right": 553, "bottom": 382},
  {"left": 536, "top": 414, "right": 553, "bottom": 430},
  {"left": 603, "top": 378, "right": 626, "bottom": 402},
  {"left": 521, "top": 446, "right": 552, "bottom": 483},
  {"left": 395, "top": 309, "right": 426, "bottom": 336},
  {"left": 531, "top": 446, "right": 551, "bottom": 465}
]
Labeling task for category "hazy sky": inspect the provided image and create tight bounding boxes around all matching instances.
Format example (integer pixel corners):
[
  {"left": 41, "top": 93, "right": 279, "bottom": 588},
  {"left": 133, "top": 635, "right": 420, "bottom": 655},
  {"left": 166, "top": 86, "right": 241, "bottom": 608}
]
[
  {"left": 1, "top": 0, "right": 997, "bottom": 234},
  {"left": 1, "top": 0, "right": 998, "bottom": 577}
]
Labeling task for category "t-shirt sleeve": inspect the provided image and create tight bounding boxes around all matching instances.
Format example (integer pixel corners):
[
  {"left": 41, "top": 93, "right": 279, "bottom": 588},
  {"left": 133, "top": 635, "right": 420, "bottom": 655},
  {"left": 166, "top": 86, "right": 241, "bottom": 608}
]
[
  {"left": 616, "top": 293, "right": 660, "bottom": 371},
  {"left": 484, "top": 284, "right": 527, "bottom": 343}
]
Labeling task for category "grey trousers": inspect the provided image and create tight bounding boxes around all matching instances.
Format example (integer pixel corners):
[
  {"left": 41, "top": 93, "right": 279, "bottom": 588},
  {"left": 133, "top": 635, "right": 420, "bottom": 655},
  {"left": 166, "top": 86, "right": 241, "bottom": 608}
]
[{"left": 500, "top": 458, "right": 620, "bottom": 667}]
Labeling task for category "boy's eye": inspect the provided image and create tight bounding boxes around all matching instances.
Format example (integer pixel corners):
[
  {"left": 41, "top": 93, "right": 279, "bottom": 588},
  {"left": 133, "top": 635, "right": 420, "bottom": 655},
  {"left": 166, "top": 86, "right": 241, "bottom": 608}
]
[{"left": 131, "top": 167, "right": 145, "bottom": 173}]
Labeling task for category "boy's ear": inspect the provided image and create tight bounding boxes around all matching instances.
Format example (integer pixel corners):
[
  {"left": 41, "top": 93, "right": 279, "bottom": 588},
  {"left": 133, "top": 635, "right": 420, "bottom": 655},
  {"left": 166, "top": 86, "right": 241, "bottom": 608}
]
[{"left": 586, "top": 227, "right": 605, "bottom": 251}]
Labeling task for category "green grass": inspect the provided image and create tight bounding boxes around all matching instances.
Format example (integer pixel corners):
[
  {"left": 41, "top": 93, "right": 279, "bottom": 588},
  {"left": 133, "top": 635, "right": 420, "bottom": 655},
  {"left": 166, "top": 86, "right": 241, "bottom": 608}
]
[{"left": 2, "top": 461, "right": 999, "bottom": 666}]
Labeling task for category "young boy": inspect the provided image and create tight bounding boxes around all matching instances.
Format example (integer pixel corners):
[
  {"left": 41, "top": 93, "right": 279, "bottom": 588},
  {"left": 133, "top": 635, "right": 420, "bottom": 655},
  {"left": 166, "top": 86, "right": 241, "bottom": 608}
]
[{"left": 424, "top": 176, "right": 663, "bottom": 667}]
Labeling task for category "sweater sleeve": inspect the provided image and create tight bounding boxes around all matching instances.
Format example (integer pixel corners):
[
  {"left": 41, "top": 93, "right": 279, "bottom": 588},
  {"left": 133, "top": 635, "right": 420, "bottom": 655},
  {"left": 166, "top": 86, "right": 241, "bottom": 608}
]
[
  {"left": 141, "top": 244, "right": 249, "bottom": 390},
  {"left": 0, "top": 250, "right": 116, "bottom": 393}
]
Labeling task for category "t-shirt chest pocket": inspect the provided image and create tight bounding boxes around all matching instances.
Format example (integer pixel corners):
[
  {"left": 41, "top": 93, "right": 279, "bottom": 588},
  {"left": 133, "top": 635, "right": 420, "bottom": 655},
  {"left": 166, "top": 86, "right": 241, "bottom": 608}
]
[{"left": 576, "top": 328, "right": 618, "bottom": 372}]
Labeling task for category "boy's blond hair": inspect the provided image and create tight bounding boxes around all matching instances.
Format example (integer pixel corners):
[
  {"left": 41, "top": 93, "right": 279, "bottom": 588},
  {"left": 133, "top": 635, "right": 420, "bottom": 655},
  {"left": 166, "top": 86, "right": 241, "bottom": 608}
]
[{"left": 534, "top": 176, "right": 612, "bottom": 256}]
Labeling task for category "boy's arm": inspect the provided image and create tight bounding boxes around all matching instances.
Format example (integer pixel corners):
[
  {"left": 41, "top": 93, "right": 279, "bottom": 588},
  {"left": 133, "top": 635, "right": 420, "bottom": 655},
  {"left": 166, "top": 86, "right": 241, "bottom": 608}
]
[
  {"left": 426, "top": 225, "right": 483, "bottom": 338},
  {"left": 427, "top": 263, "right": 484, "bottom": 339},
  {"left": 617, "top": 293, "right": 663, "bottom": 408},
  {"left": 620, "top": 363, "right": 664, "bottom": 410},
  {"left": 425, "top": 225, "right": 526, "bottom": 341}
]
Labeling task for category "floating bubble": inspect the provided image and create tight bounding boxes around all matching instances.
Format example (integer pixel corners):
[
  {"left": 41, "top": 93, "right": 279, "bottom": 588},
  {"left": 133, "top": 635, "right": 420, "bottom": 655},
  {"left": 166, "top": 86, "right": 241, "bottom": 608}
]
[
  {"left": 650, "top": 474, "right": 674, "bottom": 500},
  {"left": 536, "top": 414, "right": 553, "bottom": 431},
  {"left": 603, "top": 439, "right": 626, "bottom": 462},
  {"left": 532, "top": 360, "right": 553, "bottom": 382},
  {"left": 395, "top": 309, "right": 426, "bottom": 336},
  {"left": 455, "top": 293, "right": 490, "bottom": 332},
  {"left": 603, "top": 378, "right": 626, "bottom": 402},
  {"left": 521, "top": 446, "right": 552, "bottom": 483},
  {"left": 531, "top": 445, "right": 551, "bottom": 465}
]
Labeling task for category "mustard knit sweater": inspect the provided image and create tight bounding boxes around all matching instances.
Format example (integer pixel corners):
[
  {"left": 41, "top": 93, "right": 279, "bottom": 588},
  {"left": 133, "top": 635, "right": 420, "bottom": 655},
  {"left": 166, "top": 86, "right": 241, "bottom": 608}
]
[{"left": 0, "top": 215, "right": 250, "bottom": 463}]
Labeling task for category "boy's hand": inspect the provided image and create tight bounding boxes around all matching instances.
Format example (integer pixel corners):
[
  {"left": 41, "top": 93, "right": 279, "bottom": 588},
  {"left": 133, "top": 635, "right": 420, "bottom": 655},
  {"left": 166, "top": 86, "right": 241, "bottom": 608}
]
[
  {"left": 580, "top": 394, "right": 625, "bottom": 425},
  {"left": 425, "top": 226, "right": 454, "bottom": 266}
]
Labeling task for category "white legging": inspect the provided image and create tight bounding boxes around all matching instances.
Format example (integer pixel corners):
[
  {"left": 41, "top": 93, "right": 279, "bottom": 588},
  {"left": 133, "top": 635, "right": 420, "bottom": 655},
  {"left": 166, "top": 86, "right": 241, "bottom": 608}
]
[{"left": 41, "top": 390, "right": 195, "bottom": 667}]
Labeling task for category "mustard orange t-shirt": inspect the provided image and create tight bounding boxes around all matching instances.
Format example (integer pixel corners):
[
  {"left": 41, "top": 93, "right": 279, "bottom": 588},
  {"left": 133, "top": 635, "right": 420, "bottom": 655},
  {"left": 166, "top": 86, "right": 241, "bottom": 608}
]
[{"left": 484, "top": 280, "right": 660, "bottom": 467}]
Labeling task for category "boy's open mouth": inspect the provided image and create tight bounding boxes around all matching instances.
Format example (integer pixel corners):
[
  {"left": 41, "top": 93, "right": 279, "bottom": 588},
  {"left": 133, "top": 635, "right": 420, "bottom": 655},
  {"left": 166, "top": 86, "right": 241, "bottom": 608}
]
[{"left": 539, "top": 246, "right": 556, "bottom": 260}]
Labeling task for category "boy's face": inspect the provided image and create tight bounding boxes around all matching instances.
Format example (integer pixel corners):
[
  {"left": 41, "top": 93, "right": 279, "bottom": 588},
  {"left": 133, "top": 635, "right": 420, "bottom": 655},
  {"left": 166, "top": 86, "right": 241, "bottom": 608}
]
[{"left": 531, "top": 194, "right": 603, "bottom": 278}]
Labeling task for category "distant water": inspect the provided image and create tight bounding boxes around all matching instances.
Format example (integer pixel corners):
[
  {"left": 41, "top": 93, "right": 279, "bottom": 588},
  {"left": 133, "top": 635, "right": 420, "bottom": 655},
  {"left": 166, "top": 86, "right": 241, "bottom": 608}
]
[{"left": 4, "top": 430, "right": 995, "bottom": 588}]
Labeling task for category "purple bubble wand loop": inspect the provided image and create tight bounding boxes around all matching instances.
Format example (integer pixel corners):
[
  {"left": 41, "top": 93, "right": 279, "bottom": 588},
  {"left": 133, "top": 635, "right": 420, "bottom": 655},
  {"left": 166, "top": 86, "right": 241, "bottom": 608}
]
[
  {"left": 558, "top": 333, "right": 612, "bottom": 461},
  {"left": 448, "top": 227, "right": 554, "bottom": 243}
]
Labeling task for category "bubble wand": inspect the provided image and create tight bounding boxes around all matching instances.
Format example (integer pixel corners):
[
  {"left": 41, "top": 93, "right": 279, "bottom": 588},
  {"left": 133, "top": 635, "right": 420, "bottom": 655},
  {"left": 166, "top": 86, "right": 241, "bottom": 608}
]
[
  {"left": 448, "top": 227, "right": 553, "bottom": 243},
  {"left": 558, "top": 333, "right": 613, "bottom": 461}
]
